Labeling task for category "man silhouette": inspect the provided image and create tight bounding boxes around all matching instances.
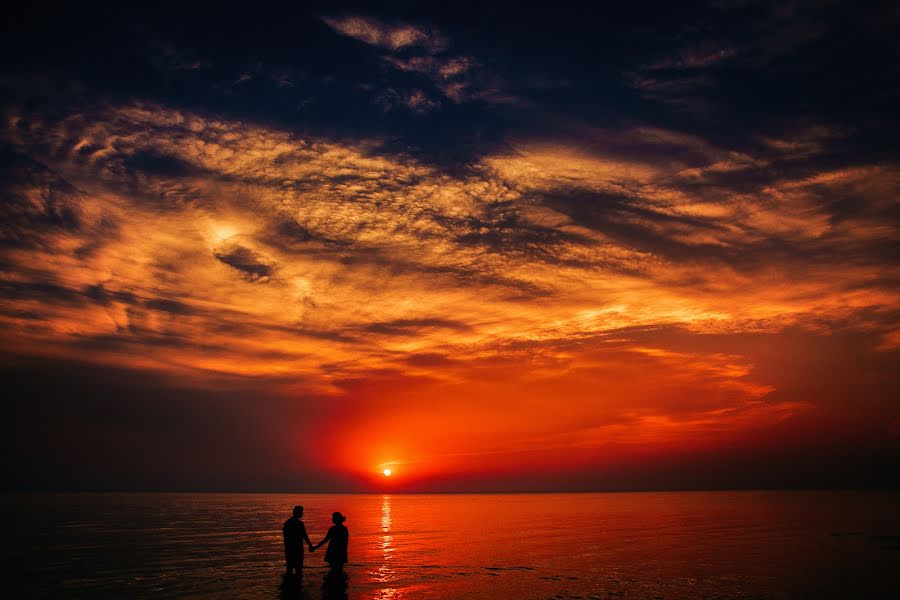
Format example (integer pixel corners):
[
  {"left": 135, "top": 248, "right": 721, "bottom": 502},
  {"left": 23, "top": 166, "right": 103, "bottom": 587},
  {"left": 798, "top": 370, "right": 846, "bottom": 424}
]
[{"left": 283, "top": 505, "right": 314, "bottom": 576}]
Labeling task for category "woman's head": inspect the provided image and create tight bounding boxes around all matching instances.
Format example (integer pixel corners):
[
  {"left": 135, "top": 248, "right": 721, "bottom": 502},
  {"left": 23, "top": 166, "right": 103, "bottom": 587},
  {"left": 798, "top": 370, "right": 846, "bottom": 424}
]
[{"left": 332, "top": 511, "right": 346, "bottom": 525}]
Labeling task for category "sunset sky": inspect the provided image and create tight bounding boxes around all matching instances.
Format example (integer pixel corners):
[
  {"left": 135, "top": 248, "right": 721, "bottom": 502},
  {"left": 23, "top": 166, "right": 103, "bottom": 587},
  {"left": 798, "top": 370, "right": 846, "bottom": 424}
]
[{"left": 2, "top": 1, "right": 899, "bottom": 491}]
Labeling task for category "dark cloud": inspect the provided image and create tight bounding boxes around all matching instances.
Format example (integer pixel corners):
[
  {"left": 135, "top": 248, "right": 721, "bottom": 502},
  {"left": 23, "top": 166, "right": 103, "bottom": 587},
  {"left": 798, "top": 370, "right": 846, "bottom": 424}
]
[
  {"left": 404, "top": 352, "right": 462, "bottom": 367},
  {"left": 144, "top": 297, "right": 197, "bottom": 315},
  {"left": 0, "top": 279, "right": 85, "bottom": 307},
  {"left": 364, "top": 317, "right": 472, "bottom": 336},
  {"left": 212, "top": 244, "right": 275, "bottom": 281},
  {"left": 122, "top": 150, "right": 194, "bottom": 178},
  {"left": 448, "top": 203, "right": 595, "bottom": 266},
  {"left": 83, "top": 283, "right": 136, "bottom": 306},
  {"left": 0, "top": 149, "right": 82, "bottom": 246}
]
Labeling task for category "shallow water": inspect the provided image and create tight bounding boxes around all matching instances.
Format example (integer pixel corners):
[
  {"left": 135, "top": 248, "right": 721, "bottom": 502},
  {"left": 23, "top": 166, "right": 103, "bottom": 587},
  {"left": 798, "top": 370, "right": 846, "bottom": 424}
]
[{"left": 2, "top": 491, "right": 899, "bottom": 598}]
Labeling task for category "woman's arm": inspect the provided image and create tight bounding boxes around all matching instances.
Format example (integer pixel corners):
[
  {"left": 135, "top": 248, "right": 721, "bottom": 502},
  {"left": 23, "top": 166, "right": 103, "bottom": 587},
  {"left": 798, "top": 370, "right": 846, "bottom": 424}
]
[{"left": 313, "top": 527, "right": 333, "bottom": 551}]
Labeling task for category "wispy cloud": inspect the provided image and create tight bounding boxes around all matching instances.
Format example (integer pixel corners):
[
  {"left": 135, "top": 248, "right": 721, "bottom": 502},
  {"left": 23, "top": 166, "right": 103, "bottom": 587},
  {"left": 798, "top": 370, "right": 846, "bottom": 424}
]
[
  {"left": 322, "top": 15, "right": 448, "bottom": 53},
  {"left": 323, "top": 14, "right": 507, "bottom": 109}
]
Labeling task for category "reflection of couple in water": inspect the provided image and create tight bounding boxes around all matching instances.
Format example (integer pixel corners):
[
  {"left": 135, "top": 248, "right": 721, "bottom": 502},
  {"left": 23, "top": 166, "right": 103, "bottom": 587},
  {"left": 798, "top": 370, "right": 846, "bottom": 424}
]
[{"left": 283, "top": 506, "right": 349, "bottom": 577}]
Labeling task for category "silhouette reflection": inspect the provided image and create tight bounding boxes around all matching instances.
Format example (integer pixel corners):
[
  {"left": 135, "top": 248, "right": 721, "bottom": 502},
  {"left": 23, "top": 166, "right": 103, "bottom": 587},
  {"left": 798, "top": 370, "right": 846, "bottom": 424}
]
[
  {"left": 322, "top": 569, "right": 349, "bottom": 600},
  {"left": 278, "top": 573, "right": 311, "bottom": 600}
]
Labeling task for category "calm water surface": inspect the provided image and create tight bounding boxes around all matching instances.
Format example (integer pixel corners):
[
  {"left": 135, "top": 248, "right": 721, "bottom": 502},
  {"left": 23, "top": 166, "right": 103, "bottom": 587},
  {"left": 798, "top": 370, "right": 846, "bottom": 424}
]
[{"left": 2, "top": 491, "right": 898, "bottom": 599}]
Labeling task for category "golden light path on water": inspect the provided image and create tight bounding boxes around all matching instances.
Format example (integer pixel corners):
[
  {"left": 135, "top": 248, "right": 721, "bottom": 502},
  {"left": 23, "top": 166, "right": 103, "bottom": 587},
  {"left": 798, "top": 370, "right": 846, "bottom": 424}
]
[{"left": 372, "top": 495, "right": 399, "bottom": 599}]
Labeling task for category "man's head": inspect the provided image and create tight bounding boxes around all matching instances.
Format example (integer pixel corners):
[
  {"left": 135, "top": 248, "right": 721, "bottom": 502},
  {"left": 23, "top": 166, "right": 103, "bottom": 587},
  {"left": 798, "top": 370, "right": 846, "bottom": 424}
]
[{"left": 293, "top": 505, "right": 304, "bottom": 518}]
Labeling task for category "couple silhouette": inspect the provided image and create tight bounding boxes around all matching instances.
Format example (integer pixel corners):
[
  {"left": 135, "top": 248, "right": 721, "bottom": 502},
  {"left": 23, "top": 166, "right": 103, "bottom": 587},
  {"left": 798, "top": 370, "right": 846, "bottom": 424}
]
[{"left": 282, "top": 506, "right": 349, "bottom": 577}]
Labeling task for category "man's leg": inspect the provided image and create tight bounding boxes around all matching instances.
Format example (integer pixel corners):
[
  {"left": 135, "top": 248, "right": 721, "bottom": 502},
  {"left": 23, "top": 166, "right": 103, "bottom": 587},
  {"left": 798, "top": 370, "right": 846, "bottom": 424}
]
[{"left": 286, "top": 551, "right": 301, "bottom": 575}]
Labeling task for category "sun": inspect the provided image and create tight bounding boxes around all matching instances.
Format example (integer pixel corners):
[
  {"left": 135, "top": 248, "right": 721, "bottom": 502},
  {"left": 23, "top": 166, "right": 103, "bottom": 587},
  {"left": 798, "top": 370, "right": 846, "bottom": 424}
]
[{"left": 383, "top": 468, "right": 392, "bottom": 477}]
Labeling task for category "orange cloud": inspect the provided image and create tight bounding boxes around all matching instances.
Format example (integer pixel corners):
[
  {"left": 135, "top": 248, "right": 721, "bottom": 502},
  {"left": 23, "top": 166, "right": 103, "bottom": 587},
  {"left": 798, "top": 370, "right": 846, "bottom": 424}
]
[{"left": 2, "top": 102, "right": 898, "bottom": 488}]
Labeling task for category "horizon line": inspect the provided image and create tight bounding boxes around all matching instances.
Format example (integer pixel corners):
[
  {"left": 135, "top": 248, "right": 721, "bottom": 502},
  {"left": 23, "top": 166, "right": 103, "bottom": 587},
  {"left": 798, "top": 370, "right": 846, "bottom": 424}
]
[{"left": 4, "top": 485, "right": 899, "bottom": 495}]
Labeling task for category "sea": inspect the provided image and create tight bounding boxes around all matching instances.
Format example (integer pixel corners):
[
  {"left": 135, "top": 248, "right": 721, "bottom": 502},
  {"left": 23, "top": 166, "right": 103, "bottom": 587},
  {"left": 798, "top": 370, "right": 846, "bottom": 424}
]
[{"left": 2, "top": 491, "right": 898, "bottom": 599}]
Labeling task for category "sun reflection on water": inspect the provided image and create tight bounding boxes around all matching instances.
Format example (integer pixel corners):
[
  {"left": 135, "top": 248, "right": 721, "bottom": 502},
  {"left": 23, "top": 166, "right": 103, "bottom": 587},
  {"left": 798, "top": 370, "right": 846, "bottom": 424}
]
[{"left": 370, "top": 495, "right": 399, "bottom": 598}]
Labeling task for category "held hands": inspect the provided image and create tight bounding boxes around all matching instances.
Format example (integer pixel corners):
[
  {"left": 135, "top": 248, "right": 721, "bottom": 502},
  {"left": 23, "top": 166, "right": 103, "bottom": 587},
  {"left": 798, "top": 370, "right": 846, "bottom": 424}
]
[{"left": 308, "top": 544, "right": 315, "bottom": 552}]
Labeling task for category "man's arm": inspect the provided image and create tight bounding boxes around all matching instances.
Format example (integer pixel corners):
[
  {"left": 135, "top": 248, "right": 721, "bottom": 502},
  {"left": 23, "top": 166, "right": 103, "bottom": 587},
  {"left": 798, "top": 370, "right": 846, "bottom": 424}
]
[{"left": 301, "top": 523, "right": 313, "bottom": 549}]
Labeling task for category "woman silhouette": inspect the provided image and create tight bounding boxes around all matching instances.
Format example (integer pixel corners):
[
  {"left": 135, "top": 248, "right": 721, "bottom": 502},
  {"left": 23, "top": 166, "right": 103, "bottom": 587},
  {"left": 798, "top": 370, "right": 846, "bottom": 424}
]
[{"left": 314, "top": 512, "right": 349, "bottom": 573}]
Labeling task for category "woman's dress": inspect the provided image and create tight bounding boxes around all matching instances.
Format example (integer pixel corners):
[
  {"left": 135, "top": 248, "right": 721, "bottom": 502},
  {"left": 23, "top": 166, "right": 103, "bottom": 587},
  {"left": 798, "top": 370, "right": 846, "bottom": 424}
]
[{"left": 323, "top": 524, "right": 349, "bottom": 566}]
